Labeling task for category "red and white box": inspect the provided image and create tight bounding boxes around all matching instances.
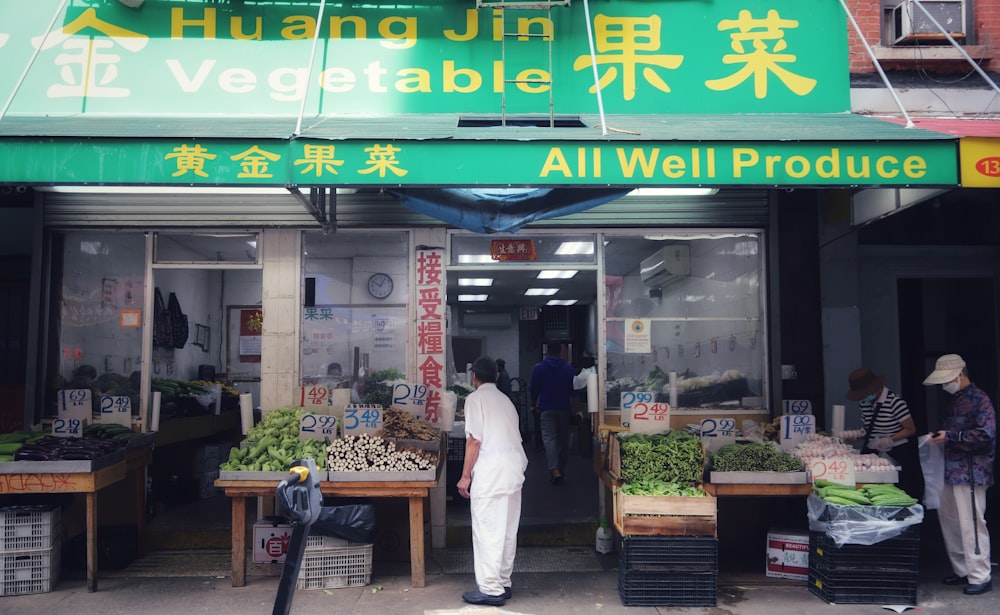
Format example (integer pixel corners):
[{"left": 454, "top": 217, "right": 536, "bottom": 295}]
[
  {"left": 253, "top": 518, "right": 292, "bottom": 564},
  {"left": 765, "top": 530, "right": 809, "bottom": 580}
]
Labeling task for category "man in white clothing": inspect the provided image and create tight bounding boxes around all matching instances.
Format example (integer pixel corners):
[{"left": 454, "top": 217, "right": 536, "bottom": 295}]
[{"left": 457, "top": 356, "right": 529, "bottom": 607}]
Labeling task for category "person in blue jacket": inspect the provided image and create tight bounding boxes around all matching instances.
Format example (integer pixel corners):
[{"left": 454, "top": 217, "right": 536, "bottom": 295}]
[{"left": 530, "top": 342, "right": 576, "bottom": 484}]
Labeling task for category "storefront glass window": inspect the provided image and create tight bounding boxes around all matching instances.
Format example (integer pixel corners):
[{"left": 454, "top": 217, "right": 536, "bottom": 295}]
[
  {"left": 603, "top": 232, "right": 765, "bottom": 411},
  {"left": 47, "top": 232, "right": 146, "bottom": 418},
  {"left": 450, "top": 234, "right": 598, "bottom": 265},
  {"left": 301, "top": 231, "right": 409, "bottom": 406},
  {"left": 155, "top": 232, "right": 259, "bottom": 264}
]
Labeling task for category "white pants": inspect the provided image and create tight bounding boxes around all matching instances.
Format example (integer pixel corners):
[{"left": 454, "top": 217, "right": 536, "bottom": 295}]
[
  {"left": 939, "top": 482, "right": 992, "bottom": 584},
  {"left": 470, "top": 490, "right": 522, "bottom": 595}
]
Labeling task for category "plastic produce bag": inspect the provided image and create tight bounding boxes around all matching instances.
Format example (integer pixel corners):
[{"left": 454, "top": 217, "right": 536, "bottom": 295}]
[
  {"left": 311, "top": 504, "right": 376, "bottom": 543},
  {"left": 806, "top": 493, "right": 924, "bottom": 547},
  {"left": 918, "top": 434, "right": 944, "bottom": 510}
]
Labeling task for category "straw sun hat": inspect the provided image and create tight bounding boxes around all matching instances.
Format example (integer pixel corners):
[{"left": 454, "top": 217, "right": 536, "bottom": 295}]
[{"left": 922, "top": 354, "right": 966, "bottom": 385}]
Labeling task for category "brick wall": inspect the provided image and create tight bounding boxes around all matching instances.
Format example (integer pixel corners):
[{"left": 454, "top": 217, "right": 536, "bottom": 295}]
[{"left": 848, "top": 0, "right": 997, "bottom": 73}]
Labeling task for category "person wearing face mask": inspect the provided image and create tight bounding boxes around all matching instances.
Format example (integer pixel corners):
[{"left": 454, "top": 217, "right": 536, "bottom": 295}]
[
  {"left": 841, "top": 367, "right": 922, "bottom": 500},
  {"left": 924, "top": 354, "right": 996, "bottom": 596}
]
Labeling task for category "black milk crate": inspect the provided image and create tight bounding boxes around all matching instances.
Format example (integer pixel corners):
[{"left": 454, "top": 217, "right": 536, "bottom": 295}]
[
  {"left": 808, "top": 566, "right": 917, "bottom": 605},
  {"left": 809, "top": 526, "right": 919, "bottom": 572},
  {"left": 618, "top": 568, "right": 717, "bottom": 607},
  {"left": 618, "top": 535, "right": 718, "bottom": 572},
  {"left": 446, "top": 437, "right": 465, "bottom": 462}
]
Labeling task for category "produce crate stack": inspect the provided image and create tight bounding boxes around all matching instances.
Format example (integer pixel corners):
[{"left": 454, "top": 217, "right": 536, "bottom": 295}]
[
  {"left": 296, "top": 535, "right": 374, "bottom": 590},
  {"left": 617, "top": 535, "right": 718, "bottom": 607},
  {"left": 0, "top": 505, "right": 61, "bottom": 596},
  {"left": 807, "top": 525, "right": 920, "bottom": 605}
]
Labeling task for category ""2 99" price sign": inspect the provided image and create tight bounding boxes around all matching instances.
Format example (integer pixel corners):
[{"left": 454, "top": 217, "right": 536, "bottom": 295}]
[{"left": 299, "top": 414, "right": 338, "bottom": 441}]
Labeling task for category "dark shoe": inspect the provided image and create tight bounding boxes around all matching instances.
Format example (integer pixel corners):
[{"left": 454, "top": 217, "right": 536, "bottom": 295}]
[
  {"left": 964, "top": 580, "right": 992, "bottom": 595},
  {"left": 943, "top": 575, "right": 969, "bottom": 586},
  {"left": 550, "top": 470, "right": 563, "bottom": 485},
  {"left": 462, "top": 590, "right": 505, "bottom": 606},
  {"left": 503, "top": 586, "right": 512, "bottom": 599}
]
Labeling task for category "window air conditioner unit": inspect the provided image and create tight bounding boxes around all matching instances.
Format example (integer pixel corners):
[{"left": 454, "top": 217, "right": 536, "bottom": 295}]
[
  {"left": 891, "top": 0, "right": 965, "bottom": 45},
  {"left": 640, "top": 245, "right": 691, "bottom": 288}
]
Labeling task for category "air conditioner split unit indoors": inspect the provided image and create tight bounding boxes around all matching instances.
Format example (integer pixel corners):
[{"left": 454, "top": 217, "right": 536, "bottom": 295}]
[
  {"left": 890, "top": 0, "right": 966, "bottom": 45},
  {"left": 640, "top": 245, "right": 691, "bottom": 288}
]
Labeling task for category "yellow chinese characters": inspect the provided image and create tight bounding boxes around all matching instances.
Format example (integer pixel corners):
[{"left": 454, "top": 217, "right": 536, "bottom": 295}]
[
  {"left": 358, "top": 144, "right": 408, "bottom": 178},
  {"left": 705, "top": 10, "right": 816, "bottom": 99},
  {"left": 572, "top": 15, "right": 683, "bottom": 101},
  {"left": 295, "top": 144, "right": 345, "bottom": 177},
  {"left": 165, "top": 144, "right": 217, "bottom": 177},
  {"left": 232, "top": 145, "right": 281, "bottom": 178}
]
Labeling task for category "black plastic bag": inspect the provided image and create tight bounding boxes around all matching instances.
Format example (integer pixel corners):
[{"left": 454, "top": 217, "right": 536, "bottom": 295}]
[{"left": 312, "top": 504, "right": 376, "bottom": 543}]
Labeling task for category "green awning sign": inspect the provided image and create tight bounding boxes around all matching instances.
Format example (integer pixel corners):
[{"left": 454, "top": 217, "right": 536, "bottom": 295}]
[
  {"left": 1, "top": 0, "right": 850, "bottom": 115},
  {"left": 0, "top": 138, "right": 958, "bottom": 186}
]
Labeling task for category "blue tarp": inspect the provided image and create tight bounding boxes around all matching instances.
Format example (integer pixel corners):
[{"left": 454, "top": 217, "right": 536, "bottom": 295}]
[{"left": 389, "top": 188, "right": 631, "bottom": 234}]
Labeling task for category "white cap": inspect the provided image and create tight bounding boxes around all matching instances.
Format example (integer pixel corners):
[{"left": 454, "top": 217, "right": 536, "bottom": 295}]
[{"left": 923, "top": 354, "right": 966, "bottom": 385}]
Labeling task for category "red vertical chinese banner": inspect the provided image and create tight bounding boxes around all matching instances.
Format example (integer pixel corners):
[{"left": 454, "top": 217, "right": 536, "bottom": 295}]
[
  {"left": 239, "top": 308, "right": 263, "bottom": 363},
  {"left": 415, "top": 249, "right": 445, "bottom": 426}
]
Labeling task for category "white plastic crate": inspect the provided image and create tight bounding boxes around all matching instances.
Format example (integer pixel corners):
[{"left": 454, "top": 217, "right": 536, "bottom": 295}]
[
  {"left": 295, "top": 542, "right": 372, "bottom": 590},
  {"left": 306, "top": 535, "right": 349, "bottom": 549},
  {"left": 0, "top": 542, "right": 60, "bottom": 596},
  {"left": 0, "top": 506, "right": 61, "bottom": 552}
]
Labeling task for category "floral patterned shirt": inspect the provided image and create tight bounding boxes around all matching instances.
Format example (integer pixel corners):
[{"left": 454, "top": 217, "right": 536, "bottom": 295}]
[{"left": 941, "top": 383, "right": 996, "bottom": 487}]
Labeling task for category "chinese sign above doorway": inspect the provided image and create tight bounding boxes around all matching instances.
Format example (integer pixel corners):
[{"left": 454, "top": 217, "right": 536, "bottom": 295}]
[{"left": 0, "top": 0, "right": 850, "bottom": 116}]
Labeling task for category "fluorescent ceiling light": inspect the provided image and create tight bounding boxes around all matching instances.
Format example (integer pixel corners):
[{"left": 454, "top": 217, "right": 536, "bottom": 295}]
[
  {"left": 459, "top": 278, "right": 493, "bottom": 287},
  {"left": 36, "top": 186, "right": 357, "bottom": 195},
  {"left": 537, "top": 270, "right": 578, "bottom": 279},
  {"left": 547, "top": 299, "right": 578, "bottom": 306},
  {"left": 525, "top": 288, "right": 559, "bottom": 296},
  {"left": 458, "top": 254, "right": 493, "bottom": 264},
  {"left": 630, "top": 188, "right": 718, "bottom": 197},
  {"left": 458, "top": 294, "right": 488, "bottom": 302},
  {"left": 554, "top": 241, "right": 594, "bottom": 255}
]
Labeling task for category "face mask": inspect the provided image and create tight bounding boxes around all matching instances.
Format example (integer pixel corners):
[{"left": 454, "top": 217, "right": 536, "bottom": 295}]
[
  {"left": 943, "top": 379, "right": 961, "bottom": 395},
  {"left": 861, "top": 393, "right": 876, "bottom": 404}
]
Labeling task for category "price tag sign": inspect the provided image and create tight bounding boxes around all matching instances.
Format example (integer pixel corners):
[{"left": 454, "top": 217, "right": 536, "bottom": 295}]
[
  {"left": 98, "top": 395, "right": 133, "bottom": 428},
  {"left": 52, "top": 417, "right": 84, "bottom": 438},
  {"left": 342, "top": 404, "right": 383, "bottom": 436},
  {"left": 620, "top": 391, "right": 652, "bottom": 430},
  {"left": 700, "top": 418, "right": 738, "bottom": 452},
  {"left": 809, "top": 457, "right": 856, "bottom": 487},
  {"left": 299, "top": 413, "right": 338, "bottom": 442},
  {"left": 58, "top": 389, "right": 92, "bottom": 422},
  {"left": 392, "top": 383, "right": 430, "bottom": 420},
  {"left": 625, "top": 395, "right": 671, "bottom": 434},
  {"left": 782, "top": 400, "right": 813, "bottom": 415},
  {"left": 298, "top": 385, "right": 335, "bottom": 410},
  {"left": 779, "top": 413, "right": 815, "bottom": 450}
]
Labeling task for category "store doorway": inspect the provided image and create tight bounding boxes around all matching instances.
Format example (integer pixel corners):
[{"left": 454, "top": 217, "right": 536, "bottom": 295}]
[
  {"left": 897, "top": 277, "right": 1000, "bottom": 550},
  {"left": 446, "top": 234, "right": 601, "bottom": 545}
]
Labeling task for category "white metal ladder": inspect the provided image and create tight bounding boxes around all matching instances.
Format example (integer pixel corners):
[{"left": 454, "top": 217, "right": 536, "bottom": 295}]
[{"left": 476, "top": 1, "right": 571, "bottom": 127}]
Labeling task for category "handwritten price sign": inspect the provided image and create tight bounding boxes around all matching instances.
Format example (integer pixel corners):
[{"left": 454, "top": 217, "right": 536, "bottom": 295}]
[
  {"left": 52, "top": 417, "right": 83, "bottom": 438},
  {"left": 700, "top": 418, "right": 737, "bottom": 452},
  {"left": 98, "top": 395, "right": 132, "bottom": 428},
  {"left": 58, "top": 389, "right": 92, "bottom": 422},
  {"left": 782, "top": 400, "right": 813, "bottom": 415},
  {"left": 779, "top": 413, "right": 815, "bottom": 450},
  {"left": 299, "top": 414, "right": 338, "bottom": 442},
  {"left": 809, "top": 457, "right": 855, "bottom": 487},
  {"left": 299, "top": 385, "right": 334, "bottom": 409},
  {"left": 623, "top": 392, "right": 670, "bottom": 434},
  {"left": 392, "top": 383, "right": 430, "bottom": 420},
  {"left": 342, "top": 404, "right": 383, "bottom": 436}
]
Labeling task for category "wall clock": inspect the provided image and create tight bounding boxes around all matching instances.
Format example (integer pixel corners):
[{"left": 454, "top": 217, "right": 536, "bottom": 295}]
[{"left": 367, "top": 272, "right": 393, "bottom": 299}]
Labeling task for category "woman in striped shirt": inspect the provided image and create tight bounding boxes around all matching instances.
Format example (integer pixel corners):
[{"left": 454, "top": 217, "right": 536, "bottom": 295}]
[{"left": 844, "top": 367, "right": 922, "bottom": 499}]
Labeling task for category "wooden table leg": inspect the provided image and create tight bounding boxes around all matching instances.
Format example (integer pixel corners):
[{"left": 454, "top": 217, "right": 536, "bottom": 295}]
[
  {"left": 86, "top": 491, "right": 97, "bottom": 592},
  {"left": 135, "top": 465, "right": 147, "bottom": 556},
  {"left": 232, "top": 495, "right": 247, "bottom": 587},
  {"left": 408, "top": 495, "right": 425, "bottom": 588}
]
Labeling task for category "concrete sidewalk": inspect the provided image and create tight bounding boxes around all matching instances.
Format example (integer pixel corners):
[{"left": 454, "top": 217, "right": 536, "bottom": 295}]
[{"left": 1, "top": 551, "right": 997, "bottom": 615}]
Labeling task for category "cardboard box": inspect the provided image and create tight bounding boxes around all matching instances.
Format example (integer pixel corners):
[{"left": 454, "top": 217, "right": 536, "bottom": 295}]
[
  {"left": 766, "top": 529, "right": 809, "bottom": 580},
  {"left": 253, "top": 518, "right": 292, "bottom": 563}
]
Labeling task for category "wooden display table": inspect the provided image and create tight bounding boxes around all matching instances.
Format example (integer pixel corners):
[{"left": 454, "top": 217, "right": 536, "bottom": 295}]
[
  {"left": 216, "top": 475, "right": 440, "bottom": 589},
  {"left": 0, "top": 445, "right": 152, "bottom": 592},
  {"left": 703, "top": 482, "right": 814, "bottom": 497}
]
